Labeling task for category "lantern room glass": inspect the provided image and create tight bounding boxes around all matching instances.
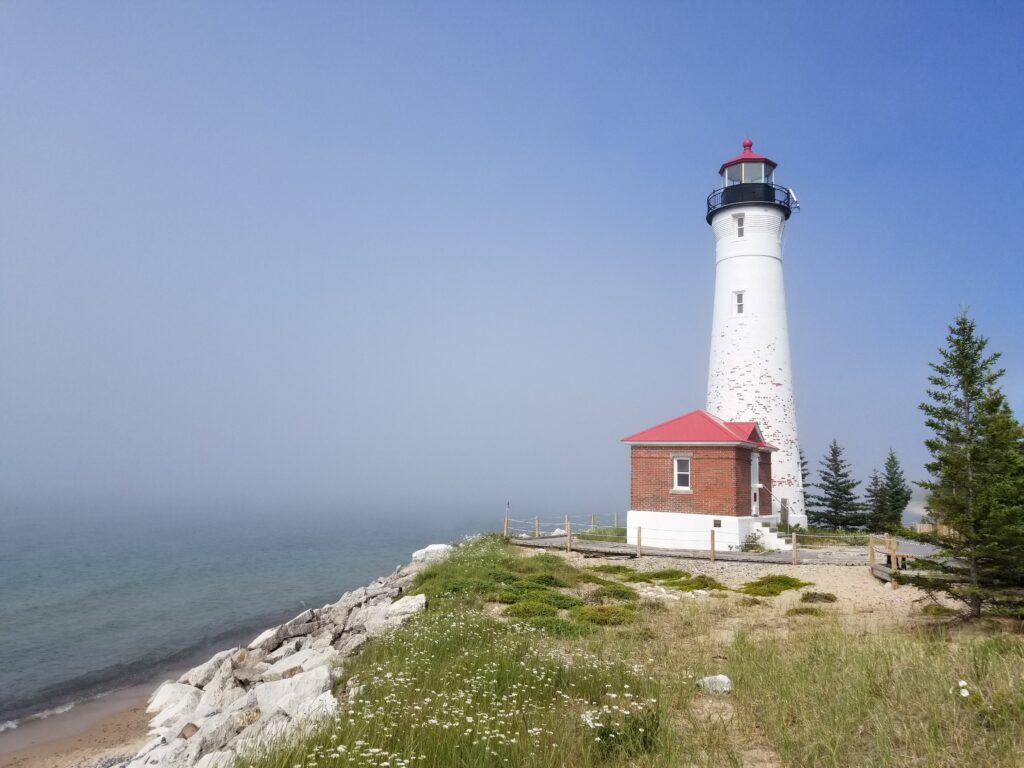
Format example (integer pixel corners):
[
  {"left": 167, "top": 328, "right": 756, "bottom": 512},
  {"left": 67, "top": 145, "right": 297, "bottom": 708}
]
[{"left": 722, "top": 162, "right": 775, "bottom": 187}]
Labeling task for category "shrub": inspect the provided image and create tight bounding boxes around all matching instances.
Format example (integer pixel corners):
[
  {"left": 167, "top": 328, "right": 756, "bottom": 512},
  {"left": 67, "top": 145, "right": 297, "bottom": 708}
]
[
  {"left": 623, "top": 568, "right": 692, "bottom": 583},
  {"left": 738, "top": 596, "right": 765, "bottom": 607},
  {"left": 742, "top": 530, "right": 767, "bottom": 552},
  {"left": 525, "top": 572, "right": 570, "bottom": 588},
  {"left": 570, "top": 604, "right": 639, "bottom": 625},
  {"left": 662, "top": 575, "right": 728, "bottom": 592},
  {"left": 532, "top": 590, "right": 583, "bottom": 609},
  {"left": 594, "top": 582, "right": 640, "bottom": 601},
  {"left": 800, "top": 591, "right": 838, "bottom": 604},
  {"left": 739, "top": 575, "right": 812, "bottom": 597},
  {"left": 504, "top": 601, "right": 557, "bottom": 618}
]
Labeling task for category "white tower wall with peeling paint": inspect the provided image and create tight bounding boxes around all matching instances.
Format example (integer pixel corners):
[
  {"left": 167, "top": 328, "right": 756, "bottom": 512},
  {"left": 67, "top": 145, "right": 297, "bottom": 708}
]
[{"left": 705, "top": 141, "right": 805, "bottom": 525}]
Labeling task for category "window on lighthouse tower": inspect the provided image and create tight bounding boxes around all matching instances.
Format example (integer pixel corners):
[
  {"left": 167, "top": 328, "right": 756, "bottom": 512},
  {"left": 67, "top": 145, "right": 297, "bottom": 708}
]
[
  {"left": 736, "top": 214, "right": 745, "bottom": 237},
  {"left": 735, "top": 292, "right": 745, "bottom": 314}
]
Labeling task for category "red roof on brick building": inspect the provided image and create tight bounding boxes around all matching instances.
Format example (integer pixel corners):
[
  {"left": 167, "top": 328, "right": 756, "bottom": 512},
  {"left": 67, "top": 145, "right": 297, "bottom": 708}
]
[{"left": 622, "top": 409, "right": 776, "bottom": 450}]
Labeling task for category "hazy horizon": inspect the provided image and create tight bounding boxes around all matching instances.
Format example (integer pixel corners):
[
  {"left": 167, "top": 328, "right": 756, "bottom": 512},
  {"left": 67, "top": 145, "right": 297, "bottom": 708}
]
[{"left": 2, "top": 3, "right": 1022, "bottom": 517}]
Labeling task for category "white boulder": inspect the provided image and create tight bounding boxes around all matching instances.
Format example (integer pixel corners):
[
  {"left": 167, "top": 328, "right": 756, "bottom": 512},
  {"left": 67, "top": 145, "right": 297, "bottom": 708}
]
[
  {"left": 194, "top": 750, "right": 236, "bottom": 768},
  {"left": 149, "top": 688, "right": 202, "bottom": 731},
  {"left": 411, "top": 544, "right": 452, "bottom": 563},
  {"left": 178, "top": 649, "right": 235, "bottom": 688},
  {"left": 147, "top": 682, "right": 200, "bottom": 714},
  {"left": 697, "top": 674, "right": 733, "bottom": 694},
  {"left": 261, "top": 648, "right": 338, "bottom": 682},
  {"left": 254, "top": 666, "right": 332, "bottom": 718}
]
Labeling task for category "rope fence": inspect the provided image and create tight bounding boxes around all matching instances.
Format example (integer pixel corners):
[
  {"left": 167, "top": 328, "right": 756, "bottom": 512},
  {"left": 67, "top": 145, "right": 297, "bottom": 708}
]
[{"left": 501, "top": 514, "right": 878, "bottom": 566}]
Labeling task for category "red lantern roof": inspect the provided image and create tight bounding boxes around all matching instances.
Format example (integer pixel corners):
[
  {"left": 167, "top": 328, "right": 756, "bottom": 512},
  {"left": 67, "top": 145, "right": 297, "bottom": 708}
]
[
  {"left": 718, "top": 138, "right": 778, "bottom": 175},
  {"left": 622, "top": 409, "right": 776, "bottom": 450}
]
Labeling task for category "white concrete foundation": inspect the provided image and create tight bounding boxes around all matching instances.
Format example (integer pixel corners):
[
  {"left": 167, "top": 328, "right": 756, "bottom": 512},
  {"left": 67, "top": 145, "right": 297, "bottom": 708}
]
[{"left": 626, "top": 510, "right": 789, "bottom": 551}]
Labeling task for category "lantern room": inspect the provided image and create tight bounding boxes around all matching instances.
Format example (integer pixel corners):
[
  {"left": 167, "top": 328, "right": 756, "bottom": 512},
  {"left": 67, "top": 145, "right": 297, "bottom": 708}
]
[
  {"left": 721, "top": 138, "right": 777, "bottom": 186},
  {"left": 706, "top": 138, "right": 794, "bottom": 223}
]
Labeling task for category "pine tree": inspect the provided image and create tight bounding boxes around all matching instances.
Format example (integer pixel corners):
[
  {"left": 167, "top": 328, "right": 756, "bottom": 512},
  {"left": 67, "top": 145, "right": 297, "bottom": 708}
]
[
  {"left": 905, "top": 311, "right": 1024, "bottom": 618},
  {"left": 806, "top": 440, "right": 864, "bottom": 529},
  {"left": 863, "top": 469, "right": 888, "bottom": 533},
  {"left": 880, "top": 449, "right": 912, "bottom": 531},
  {"left": 799, "top": 447, "right": 810, "bottom": 490}
]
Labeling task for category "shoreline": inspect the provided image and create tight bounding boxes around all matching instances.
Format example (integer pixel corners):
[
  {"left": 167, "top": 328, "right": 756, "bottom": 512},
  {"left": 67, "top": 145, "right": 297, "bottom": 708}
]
[
  {"left": 0, "top": 684, "right": 152, "bottom": 768},
  {"left": 0, "top": 602, "right": 344, "bottom": 763},
  {"left": 0, "top": 544, "right": 444, "bottom": 768}
]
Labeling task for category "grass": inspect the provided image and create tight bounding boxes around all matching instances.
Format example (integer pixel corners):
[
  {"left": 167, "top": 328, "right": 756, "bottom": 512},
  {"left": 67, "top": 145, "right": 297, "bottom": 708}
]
[
  {"left": 785, "top": 605, "right": 824, "bottom": 617},
  {"left": 730, "top": 621, "right": 1024, "bottom": 767},
  {"left": 738, "top": 574, "right": 812, "bottom": 596},
  {"left": 587, "top": 563, "right": 636, "bottom": 576},
  {"left": 576, "top": 526, "right": 627, "bottom": 543},
  {"left": 793, "top": 526, "right": 870, "bottom": 547},
  {"left": 570, "top": 604, "right": 639, "bottom": 625},
  {"left": 236, "top": 536, "right": 1024, "bottom": 768},
  {"left": 922, "top": 602, "right": 959, "bottom": 617}
]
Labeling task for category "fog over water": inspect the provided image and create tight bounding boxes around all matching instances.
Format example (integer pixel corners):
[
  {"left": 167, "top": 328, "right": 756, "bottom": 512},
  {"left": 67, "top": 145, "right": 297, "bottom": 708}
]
[{"left": 2, "top": 4, "right": 1023, "bottom": 522}]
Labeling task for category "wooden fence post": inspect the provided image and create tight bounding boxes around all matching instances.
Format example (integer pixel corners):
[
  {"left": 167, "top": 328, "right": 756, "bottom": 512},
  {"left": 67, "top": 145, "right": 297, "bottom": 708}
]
[
  {"left": 636, "top": 526, "right": 642, "bottom": 557},
  {"left": 710, "top": 529, "right": 716, "bottom": 562},
  {"left": 503, "top": 514, "right": 508, "bottom": 538},
  {"left": 889, "top": 539, "right": 898, "bottom": 589},
  {"left": 614, "top": 511, "right": 619, "bottom": 529},
  {"left": 590, "top": 512, "right": 596, "bottom": 531},
  {"left": 868, "top": 534, "right": 875, "bottom": 564},
  {"left": 566, "top": 519, "right": 572, "bottom": 553},
  {"left": 791, "top": 528, "right": 798, "bottom": 565},
  {"left": 534, "top": 516, "right": 540, "bottom": 538}
]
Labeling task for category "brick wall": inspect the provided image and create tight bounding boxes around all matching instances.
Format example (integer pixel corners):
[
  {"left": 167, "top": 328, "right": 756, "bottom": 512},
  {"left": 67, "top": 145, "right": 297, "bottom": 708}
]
[{"left": 629, "top": 445, "right": 773, "bottom": 517}]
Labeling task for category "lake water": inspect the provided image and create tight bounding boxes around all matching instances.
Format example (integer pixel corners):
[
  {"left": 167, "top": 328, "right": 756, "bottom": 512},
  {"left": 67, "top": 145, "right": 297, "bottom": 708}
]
[{"left": 0, "top": 506, "right": 488, "bottom": 729}]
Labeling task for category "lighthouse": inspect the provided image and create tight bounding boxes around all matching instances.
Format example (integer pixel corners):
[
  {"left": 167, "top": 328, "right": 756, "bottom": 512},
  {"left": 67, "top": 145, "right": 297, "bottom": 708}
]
[{"left": 705, "top": 139, "right": 806, "bottom": 526}]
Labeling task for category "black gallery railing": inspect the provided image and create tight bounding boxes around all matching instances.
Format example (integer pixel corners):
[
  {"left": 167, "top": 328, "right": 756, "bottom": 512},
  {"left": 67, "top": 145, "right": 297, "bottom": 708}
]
[{"left": 706, "top": 183, "right": 795, "bottom": 221}]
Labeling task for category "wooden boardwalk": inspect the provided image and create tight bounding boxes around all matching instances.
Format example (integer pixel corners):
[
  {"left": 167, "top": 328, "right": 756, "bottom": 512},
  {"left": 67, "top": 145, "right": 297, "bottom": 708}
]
[{"left": 510, "top": 535, "right": 868, "bottom": 566}]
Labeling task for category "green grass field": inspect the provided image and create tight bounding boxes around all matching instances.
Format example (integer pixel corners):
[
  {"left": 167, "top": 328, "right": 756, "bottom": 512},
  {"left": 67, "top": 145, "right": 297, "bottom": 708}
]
[{"left": 236, "top": 536, "right": 1024, "bottom": 768}]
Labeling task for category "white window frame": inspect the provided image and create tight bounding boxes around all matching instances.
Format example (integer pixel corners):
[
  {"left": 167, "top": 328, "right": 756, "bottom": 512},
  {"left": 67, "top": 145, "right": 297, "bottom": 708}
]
[
  {"left": 734, "top": 291, "right": 745, "bottom": 315},
  {"left": 672, "top": 455, "right": 692, "bottom": 492},
  {"left": 735, "top": 213, "right": 745, "bottom": 237}
]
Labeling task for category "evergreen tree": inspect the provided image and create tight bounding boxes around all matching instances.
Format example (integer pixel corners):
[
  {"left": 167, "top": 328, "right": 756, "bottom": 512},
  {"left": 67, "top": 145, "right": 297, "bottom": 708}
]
[
  {"left": 905, "top": 311, "right": 1024, "bottom": 618},
  {"left": 806, "top": 440, "right": 864, "bottom": 529},
  {"left": 799, "top": 447, "right": 810, "bottom": 490},
  {"left": 880, "top": 449, "right": 912, "bottom": 531},
  {"left": 863, "top": 469, "right": 888, "bottom": 533}
]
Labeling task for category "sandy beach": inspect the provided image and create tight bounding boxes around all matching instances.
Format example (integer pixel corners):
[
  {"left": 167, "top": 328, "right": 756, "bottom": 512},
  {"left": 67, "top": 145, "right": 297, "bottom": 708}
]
[{"left": 0, "top": 685, "right": 152, "bottom": 768}]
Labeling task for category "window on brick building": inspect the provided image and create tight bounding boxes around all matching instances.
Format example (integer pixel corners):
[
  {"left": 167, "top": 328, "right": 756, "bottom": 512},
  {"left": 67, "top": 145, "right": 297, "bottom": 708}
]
[{"left": 673, "top": 457, "right": 691, "bottom": 490}]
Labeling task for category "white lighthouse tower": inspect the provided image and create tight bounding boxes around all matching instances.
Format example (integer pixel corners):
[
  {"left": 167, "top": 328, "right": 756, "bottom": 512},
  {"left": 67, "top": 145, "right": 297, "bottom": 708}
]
[{"left": 705, "top": 139, "right": 806, "bottom": 526}]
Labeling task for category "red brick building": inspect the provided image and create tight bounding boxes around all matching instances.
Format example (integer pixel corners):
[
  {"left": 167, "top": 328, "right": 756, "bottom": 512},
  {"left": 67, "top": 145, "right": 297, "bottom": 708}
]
[{"left": 622, "top": 409, "right": 788, "bottom": 550}]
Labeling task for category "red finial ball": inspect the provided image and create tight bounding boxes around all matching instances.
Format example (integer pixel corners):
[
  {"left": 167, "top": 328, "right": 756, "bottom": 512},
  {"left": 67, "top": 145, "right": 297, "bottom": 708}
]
[{"left": 742, "top": 138, "right": 753, "bottom": 151}]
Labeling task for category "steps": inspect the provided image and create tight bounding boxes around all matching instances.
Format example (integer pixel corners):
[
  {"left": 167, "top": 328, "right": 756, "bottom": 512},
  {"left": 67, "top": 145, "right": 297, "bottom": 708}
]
[{"left": 757, "top": 520, "right": 792, "bottom": 551}]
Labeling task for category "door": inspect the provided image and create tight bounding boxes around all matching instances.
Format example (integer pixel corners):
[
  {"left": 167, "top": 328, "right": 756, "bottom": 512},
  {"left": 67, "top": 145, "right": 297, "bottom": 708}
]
[{"left": 750, "top": 451, "right": 760, "bottom": 516}]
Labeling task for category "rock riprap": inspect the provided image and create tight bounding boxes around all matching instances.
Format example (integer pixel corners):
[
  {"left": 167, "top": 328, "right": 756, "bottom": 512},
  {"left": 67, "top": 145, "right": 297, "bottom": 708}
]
[{"left": 124, "top": 548, "right": 444, "bottom": 768}]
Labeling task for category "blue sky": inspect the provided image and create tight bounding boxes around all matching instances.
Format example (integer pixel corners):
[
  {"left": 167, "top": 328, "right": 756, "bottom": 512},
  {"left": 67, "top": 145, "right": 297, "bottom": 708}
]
[{"left": 1, "top": 2, "right": 1022, "bottom": 518}]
